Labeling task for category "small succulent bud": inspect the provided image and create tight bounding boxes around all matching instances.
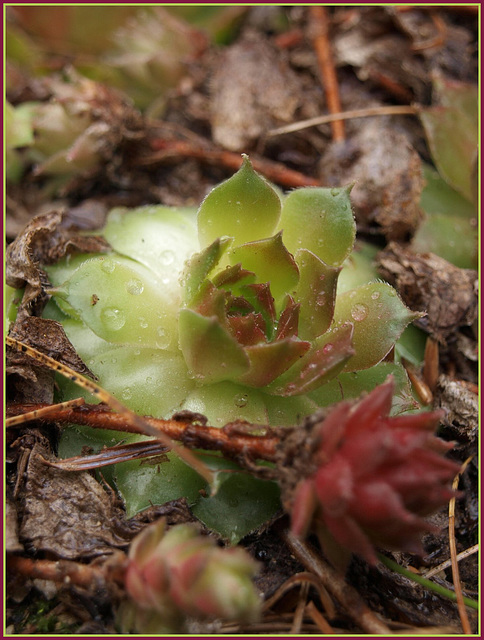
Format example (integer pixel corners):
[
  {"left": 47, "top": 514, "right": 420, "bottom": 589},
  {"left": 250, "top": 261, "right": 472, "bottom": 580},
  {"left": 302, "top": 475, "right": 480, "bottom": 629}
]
[
  {"left": 125, "top": 520, "right": 261, "bottom": 624},
  {"left": 286, "top": 378, "right": 460, "bottom": 564}
]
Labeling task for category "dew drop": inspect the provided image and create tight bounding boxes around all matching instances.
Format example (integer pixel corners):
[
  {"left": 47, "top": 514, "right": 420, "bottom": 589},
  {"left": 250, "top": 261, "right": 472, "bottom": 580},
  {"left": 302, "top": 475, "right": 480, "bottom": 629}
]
[
  {"left": 315, "top": 294, "right": 326, "bottom": 307},
  {"left": 122, "top": 388, "right": 132, "bottom": 400},
  {"left": 323, "top": 343, "right": 333, "bottom": 353},
  {"left": 139, "top": 317, "right": 149, "bottom": 329},
  {"left": 146, "top": 376, "right": 153, "bottom": 384},
  {"left": 155, "top": 327, "right": 170, "bottom": 349},
  {"left": 126, "top": 278, "right": 144, "bottom": 295},
  {"left": 160, "top": 250, "right": 175, "bottom": 266},
  {"left": 234, "top": 393, "right": 248, "bottom": 408},
  {"left": 330, "top": 188, "right": 339, "bottom": 197},
  {"left": 371, "top": 291, "right": 380, "bottom": 300},
  {"left": 101, "top": 307, "right": 126, "bottom": 331},
  {"left": 351, "top": 303, "right": 369, "bottom": 322},
  {"left": 101, "top": 259, "right": 115, "bottom": 274}
]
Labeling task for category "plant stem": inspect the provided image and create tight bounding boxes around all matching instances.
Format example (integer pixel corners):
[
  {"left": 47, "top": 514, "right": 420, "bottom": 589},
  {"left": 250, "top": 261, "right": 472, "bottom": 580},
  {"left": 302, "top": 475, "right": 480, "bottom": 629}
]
[{"left": 377, "top": 554, "right": 478, "bottom": 611}]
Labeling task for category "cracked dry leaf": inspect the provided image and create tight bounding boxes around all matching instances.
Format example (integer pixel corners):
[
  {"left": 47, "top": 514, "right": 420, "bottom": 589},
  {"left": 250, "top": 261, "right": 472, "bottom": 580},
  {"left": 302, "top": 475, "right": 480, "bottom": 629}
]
[
  {"left": 377, "top": 242, "right": 478, "bottom": 342},
  {"left": 19, "top": 443, "right": 132, "bottom": 559}
]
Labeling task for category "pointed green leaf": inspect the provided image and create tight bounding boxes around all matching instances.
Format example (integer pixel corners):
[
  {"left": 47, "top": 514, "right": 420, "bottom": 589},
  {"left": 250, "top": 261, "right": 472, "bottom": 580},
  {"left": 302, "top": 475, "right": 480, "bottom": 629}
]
[
  {"left": 295, "top": 249, "right": 340, "bottom": 340},
  {"left": 182, "top": 236, "right": 232, "bottom": 305},
  {"left": 332, "top": 282, "right": 421, "bottom": 372},
  {"left": 279, "top": 185, "right": 356, "bottom": 267},
  {"left": 265, "top": 323, "right": 355, "bottom": 396},
  {"left": 192, "top": 472, "right": 281, "bottom": 545},
  {"left": 178, "top": 308, "right": 249, "bottom": 383},
  {"left": 197, "top": 155, "right": 281, "bottom": 248},
  {"left": 229, "top": 232, "right": 299, "bottom": 308}
]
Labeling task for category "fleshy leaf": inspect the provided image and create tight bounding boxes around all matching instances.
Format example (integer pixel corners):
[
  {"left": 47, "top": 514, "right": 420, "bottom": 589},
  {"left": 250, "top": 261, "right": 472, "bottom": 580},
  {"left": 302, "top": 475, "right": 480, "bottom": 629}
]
[
  {"left": 239, "top": 283, "right": 277, "bottom": 340},
  {"left": 178, "top": 308, "right": 249, "bottom": 383},
  {"left": 102, "top": 205, "right": 199, "bottom": 288},
  {"left": 238, "top": 338, "right": 311, "bottom": 387},
  {"left": 275, "top": 297, "right": 300, "bottom": 340},
  {"left": 182, "top": 236, "right": 232, "bottom": 305},
  {"left": 308, "top": 361, "right": 414, "bottom": 412},
  {"left": 279, "top": 185, "right": 355, "bottom": 267},
  {"left": 51, "top": 255, "right": 179, "bottom": 349},
  {"left": 332, "top": 282, "right": 421, "bottom": 372},
  {"left": 411, "top": 165, "right": 477, "bottom": 269},
  {"left": 295, "top": 249, "right": 340, "bottom": 340},
  {"left": 337, "top": 241, "right": 379, "bottom": 294},
  {"left": 228, "top": 232, "right": 299, "bottom": 309},
  {"left": 197, "top": 155, "right": 281, "bottom": 248},
  {"left": 180, "top": 380, "right": 270, "bottom": 428},
  {"left": 419, "top": 78, "right": 478, "bottom": 201},
  {"left": 265, "top": 323, "right": 355, "bottom": 396},
  {"left": 212, "top": 263, "right": 256, "bottom": 290},
  {"left": 227, "top": 313, "right": 267, "bottom": 346},
  {"left": 192, "top": 471, "right": 281, "bottom": 545}
]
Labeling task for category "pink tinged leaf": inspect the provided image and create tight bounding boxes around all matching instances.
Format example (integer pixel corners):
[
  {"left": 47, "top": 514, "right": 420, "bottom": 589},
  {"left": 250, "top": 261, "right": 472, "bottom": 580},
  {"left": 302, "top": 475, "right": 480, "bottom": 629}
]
[
  {"left": 323, "top": 512, "right": 377, "bottom": 565},
  {"left": 182, "top": 236, "right": 232, "bottom": 305},
  {"left": 275, "top": 296, "right": 300, "bottom": 340},
  {"left": 264, "top": 322, "right": 355, "bottom": 396},
  {"left": 178, "top": 308, "right": 249, "bottom": 384},
  {"left": 240, "top": 282, "right": 277, "bottom": 339},
  {"left": 290, "top": 479, "right": 318, "bottom": 538},
  {"left": 212, "top": 263, "right": 256, "bottom": 289},
  {"left": 294, "top": 249, "right": 340, "bottom": 340},
  {"left": 228, "top": 231, "right": 299, "bottom": 307},
  {"left": 388, "top": 409, "right": 444, "bottom": 432},
  {"left": 344, "top": 377, "right": 394, "bottom": 434},
  {"left": 194, "top": 281, "right": 228, "bottom": 323},
  {"left": 237, "top": 338, "right": 311, "bottom": 387},
  {"left": 314, "top": 456, "right": 353, "bottom": 516},
  {"left": 227, "top": 313, "right": 267, "bottom": 346},
  {"left": 332, "top": 282, "right": 422, "bottom": 372}
]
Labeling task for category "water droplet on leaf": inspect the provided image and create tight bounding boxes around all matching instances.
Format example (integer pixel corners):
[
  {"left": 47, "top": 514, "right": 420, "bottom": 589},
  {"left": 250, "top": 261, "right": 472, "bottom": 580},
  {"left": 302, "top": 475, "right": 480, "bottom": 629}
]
[
  {"left": 101, "top": 307, "right": 126, "bottom": 330},
  {"left": 351, "top": 303, "right": 369, "bottom": 322},
  {"left": 234, "top": 393, "right": 248, "bottom": 408},
  {"left": 126, "top": 278, "right": 144, "bottom": 295}
]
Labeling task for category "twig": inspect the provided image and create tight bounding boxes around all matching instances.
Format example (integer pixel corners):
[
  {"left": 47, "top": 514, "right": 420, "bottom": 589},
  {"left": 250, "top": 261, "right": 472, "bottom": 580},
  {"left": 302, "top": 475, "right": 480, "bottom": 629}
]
[
  {"left": 449, "top": 457, "right": 474, "bottom": 633},
  {"left": 6, "top": 336, "right": 214, "bottom": 484},
  {"left": 310, "top": 6, "right": 345, "bottom": 142},
  {"left": 305, "top": 600, "right": 335, "bottom": 634},
  {"left": 7, "top": 402, "right": 281, "bottom": 464},
  {"left": 262, "top": 572, "right": 335, "bottom": 619},
  {"left": 5, "top": 397, "right": 86, "bottom": 427},
  {"left": 422, "top": 544, "right": 479, "bottom": 579},
  {"left": 423, "top": 336, "right": 440, "bottom": 393},
  {"left": 146, "top": 139, "right": 319, "bottom": 188},
  {"left": 280, "top": 528, "right": 391, "bottom": 634},
  {"left": 7, "top": 554, "right": 125, "bottom": 589},
  {"left": 411, "top": 11, "right": 447, "bottom": 51},
  {"left": 267, "top": 105, "right": 420, "bottom": 137}
]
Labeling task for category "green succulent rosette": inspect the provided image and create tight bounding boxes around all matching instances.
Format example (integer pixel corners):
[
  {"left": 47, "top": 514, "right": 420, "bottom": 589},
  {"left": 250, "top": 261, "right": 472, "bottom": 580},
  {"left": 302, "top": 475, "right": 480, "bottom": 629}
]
[{"left": 42, "top": 156, "right": 419, "bottom": 542}]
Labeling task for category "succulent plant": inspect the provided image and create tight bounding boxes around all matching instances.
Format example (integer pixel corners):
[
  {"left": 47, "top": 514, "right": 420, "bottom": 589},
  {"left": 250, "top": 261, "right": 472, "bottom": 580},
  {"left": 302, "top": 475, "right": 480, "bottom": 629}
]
[
  {"left": 42, "top": 156, "right": 419, "bottom": 540},
  {"left": 122, "top": 520, "right": 260, "bottom": 632},
  {"left": 287, "top": 378, "right": 459, "bottom": 566}
]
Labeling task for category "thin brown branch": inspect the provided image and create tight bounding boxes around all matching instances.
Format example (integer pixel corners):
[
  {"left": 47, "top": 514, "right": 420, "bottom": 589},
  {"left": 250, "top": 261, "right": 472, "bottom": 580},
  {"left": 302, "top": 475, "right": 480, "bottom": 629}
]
[
  {"left": 6, "top": 336, "right": 214, "bottom": 484},
  {"left": 146, "top": 138, "right": 319, "bottom": 188},
  {"left": 7, "top": 402, "right": 282, "bottom": 464},
  {"left": 305, "top": 600, "right": 335, "bottom": 634},
  {"left": 279, "top": 527, "right": 391, "bottom": 634},
  {"left": 310, "top": 6, "right": 345, "bottom": 142},
  {"left": 449, "top": 457, "right": 474, "bottom": 634}
]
